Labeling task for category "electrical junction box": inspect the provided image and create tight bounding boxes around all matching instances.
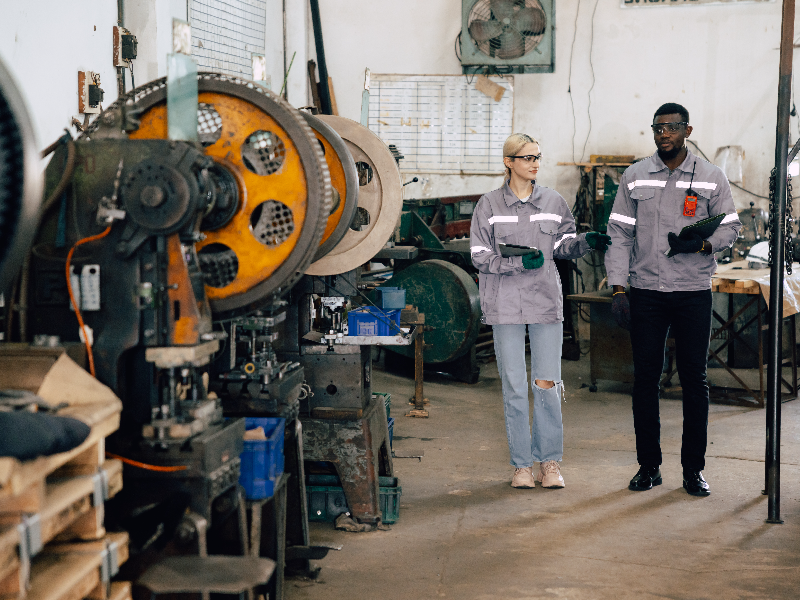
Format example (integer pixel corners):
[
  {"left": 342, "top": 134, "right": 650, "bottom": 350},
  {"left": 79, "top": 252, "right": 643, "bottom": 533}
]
[
  {"left": 113, "top": 26, "right": 138, "bottom": 67},
  {"left": 78, "top": 71, "right": 103, "bottom": 114}
]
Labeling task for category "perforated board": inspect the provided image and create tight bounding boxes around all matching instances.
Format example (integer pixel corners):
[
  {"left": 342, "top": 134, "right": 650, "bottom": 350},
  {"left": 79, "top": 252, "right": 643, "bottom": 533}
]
[
  {"left": 190, "top": 0, "right": 266, "bottom": 78},
  {"left": 368, "top": 75, "right": 514, "bottom": 175}
]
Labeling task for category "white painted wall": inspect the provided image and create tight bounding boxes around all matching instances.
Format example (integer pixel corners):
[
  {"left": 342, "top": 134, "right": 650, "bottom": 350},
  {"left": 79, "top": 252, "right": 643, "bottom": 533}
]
[
  {"left": 312, "top": 0, "right": 800, "bottom": 211},
  {"left": 0, "top": 0, "right": 121, "bottom": 150}
]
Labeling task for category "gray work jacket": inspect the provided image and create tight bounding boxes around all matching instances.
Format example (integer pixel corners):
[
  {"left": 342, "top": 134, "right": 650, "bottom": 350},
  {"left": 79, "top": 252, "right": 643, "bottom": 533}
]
[
  {"left": 605, "top": 149, "right": 742, "bottom": 292},
  {"left": 470, "top": 181, "right": 590, "bottom": 325}
]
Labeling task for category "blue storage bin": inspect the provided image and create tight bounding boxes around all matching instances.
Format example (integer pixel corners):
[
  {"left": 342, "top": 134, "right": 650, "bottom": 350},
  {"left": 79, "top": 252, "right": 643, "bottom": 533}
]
[
  {"left": 239, "top": 417, "right": 285, "bottom": 500},
  {"left": 347, "top": 307, "right": 402, "bottom": 336},
  {"left": 376, "top": 287, "right": 406, "bottom": 310}
]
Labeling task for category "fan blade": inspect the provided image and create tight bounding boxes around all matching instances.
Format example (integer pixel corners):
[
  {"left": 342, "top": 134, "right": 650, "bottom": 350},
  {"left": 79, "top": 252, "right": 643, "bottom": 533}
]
[
  {"left": 514, "top": 6, "right": 546, "bottom": 36},
  {"left": 495, "top": 29, "right": 525, "bottom": 59},
  {"left": 490, "top": 0, "right": 515, "bottom": 22},
  {"left": 469, "top": 19, "right": 504, "bottom": 43}
]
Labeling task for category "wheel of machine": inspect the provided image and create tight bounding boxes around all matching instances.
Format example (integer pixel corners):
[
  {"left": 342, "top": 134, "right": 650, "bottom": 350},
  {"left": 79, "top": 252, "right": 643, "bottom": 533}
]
[
  {"left": 305, "top": 115, "right": 402, "bottom": 275},
  {"left": 301, "top": 113, "right": 359, "bottom": 262},
  {"left": 0, "top": 58, "right": 42, "bottom": 292},
  {"left": 385, "top": 260, "right": 481, "bottom": 364},
  {"left": 83, "top": 74, "right": 331, "bottom": 320}
]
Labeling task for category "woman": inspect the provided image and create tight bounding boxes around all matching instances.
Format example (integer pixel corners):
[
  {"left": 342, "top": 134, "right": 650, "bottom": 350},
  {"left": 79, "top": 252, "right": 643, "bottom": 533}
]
[{"left": 469, "top": 133, "right": 610, "bottom": 489}]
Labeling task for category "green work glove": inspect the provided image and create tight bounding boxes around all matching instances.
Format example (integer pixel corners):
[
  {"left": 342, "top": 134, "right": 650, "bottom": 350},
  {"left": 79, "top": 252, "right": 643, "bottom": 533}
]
[
  {"left": 586, "top": 232, "right": 612, "bottom": 253},
  {"left": 522, "top": 252, "right": 544, "bottom": 270}
]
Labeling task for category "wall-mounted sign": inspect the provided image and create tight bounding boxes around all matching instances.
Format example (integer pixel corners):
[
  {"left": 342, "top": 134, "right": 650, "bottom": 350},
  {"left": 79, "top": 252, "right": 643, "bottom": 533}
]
[{"left": 622, "top": 0, "right": 774, "bottom": 6}]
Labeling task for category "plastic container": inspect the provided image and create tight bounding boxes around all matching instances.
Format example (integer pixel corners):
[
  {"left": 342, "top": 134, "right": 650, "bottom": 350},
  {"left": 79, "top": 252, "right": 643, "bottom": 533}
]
[
  {"left": 347, "top": 307, "right": 402, "bottom": 336},
  {"left": 306, "top": 474, "right": 402, "bottom": 524},
  {"left": 239, "top": 417, "right": 285, "bottom": 500},
  {"left": 376, "top": 287, "right": 406, "bottom": 310}
]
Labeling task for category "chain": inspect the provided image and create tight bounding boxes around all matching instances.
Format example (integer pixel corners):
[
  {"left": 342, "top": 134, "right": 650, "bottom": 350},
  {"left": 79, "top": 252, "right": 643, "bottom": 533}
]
[
  {"left": 786, "top": 174, "right": 794, "bottom": 275},
  {"left": 768, "top": 168, "right": 777, "bottom": 267}
]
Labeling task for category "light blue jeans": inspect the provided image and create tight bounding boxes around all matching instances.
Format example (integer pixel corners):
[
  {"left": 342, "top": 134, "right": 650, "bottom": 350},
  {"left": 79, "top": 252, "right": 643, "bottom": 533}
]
[{"left": 493, "top": 323, "right": 563, "bottom": 468}]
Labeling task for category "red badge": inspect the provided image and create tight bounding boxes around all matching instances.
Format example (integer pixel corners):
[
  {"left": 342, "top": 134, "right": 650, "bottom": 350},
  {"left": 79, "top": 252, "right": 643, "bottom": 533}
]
[{"left": 683, "top": 195, "right": 697, "bottom": 217}]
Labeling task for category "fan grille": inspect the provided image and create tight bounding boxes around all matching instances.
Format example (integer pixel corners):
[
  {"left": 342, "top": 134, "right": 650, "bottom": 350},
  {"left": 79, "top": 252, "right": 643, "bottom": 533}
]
[{"left": 467, "top": 0, "right": 547, "bottom": 60}]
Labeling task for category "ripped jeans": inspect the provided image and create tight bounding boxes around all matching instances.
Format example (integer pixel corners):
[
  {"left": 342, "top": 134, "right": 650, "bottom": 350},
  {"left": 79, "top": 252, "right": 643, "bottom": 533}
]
[{"left": 493, "top": 323, "right": 564, "bottom": 468}]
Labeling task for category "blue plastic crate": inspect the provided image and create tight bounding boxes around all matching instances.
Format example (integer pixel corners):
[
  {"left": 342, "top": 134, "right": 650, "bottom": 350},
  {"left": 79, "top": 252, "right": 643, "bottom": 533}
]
[
  {"left": 347, "top": 307, "right": 401, "bottom": 336},
  {"left": 306, "top": 475, "right": 402, "bottom": 524},
  {"left": 376, "top": 287, "right": 406, "bottom": 309},
  {"left": 239, "top": 417, "right": 285, "bottom": 500}
]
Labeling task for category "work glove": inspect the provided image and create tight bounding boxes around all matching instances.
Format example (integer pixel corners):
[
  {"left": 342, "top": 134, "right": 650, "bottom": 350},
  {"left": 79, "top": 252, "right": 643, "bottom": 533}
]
[
  {"left": 667, "top": 231, "right": 704, "bottom": 255},
  {"left": 586, "top": 232, "right": 612, "bottom": 253},
  {"left": 522, "top": 252, "right": 544, "bottom": 270},
  {"left": 611, "top": 291, "right": 631, "bottom": 331}
]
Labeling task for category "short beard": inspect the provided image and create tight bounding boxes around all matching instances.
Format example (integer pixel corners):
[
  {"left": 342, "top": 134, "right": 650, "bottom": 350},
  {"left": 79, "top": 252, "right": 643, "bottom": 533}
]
[{"left": 658, "top": 145, "right": 684, "bottom": 161}]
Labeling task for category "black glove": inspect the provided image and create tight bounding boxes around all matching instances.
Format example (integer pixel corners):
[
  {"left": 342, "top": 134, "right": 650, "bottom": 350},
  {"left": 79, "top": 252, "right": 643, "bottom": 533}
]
[
  {"left": 611, "top": 292, "right": 631, "bottom": 331},
  {"left": 522, "top": 252, "right": 544, "bottom": 270},
  {"left": 586, "top": 232, "right": 612, "bottom": 253},
  {"left": 667, "top": 231, "right": 704, "bottom": 255}
]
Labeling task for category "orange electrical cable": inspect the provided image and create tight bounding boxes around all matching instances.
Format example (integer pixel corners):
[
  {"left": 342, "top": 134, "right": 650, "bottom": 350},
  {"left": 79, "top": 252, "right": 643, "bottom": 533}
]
[
  {"left": 65, "top": 226, "right": 112, "bottom": 377},
  {"left": 106, "top": 452, "right": 188, "bottom": 472}
]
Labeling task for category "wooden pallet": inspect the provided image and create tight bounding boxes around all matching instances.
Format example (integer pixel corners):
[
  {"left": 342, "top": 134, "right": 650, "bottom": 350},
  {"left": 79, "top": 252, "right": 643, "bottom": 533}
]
[
  {"left": 0, "top": 460, "right": 124, "bottom": 599},
  {"left": 26, "top": 531, "right": 129, "bottom": 600}
]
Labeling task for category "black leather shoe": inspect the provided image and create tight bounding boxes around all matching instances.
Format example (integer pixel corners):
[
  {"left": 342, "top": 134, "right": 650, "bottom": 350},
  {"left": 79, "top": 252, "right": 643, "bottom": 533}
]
[
  {"left": 629, "top": 465, "right": 662, "bottom": 491},
  {"left": 683, "top": 470, "right": 711, "bottom": 497}
]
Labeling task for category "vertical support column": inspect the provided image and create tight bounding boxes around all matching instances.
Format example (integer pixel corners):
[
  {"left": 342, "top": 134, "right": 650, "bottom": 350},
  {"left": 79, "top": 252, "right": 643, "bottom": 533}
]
[{"left": 765, "top": 0, "right": 795, "bottom": 525}]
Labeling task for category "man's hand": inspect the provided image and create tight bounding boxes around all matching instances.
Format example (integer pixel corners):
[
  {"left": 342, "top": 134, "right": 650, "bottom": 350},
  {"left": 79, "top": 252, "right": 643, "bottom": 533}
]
[
  {"left": 667, "top": 231, "right": 711, "bottom": 255},
  {"left": 611, "top": 285, "right": 630, "bottom": 331},
  {"left": 522, "top": 253, "right": 544, "bottom": 270},
  {"left": 586, "top": 232, "right": 612, "bottom": 253}
]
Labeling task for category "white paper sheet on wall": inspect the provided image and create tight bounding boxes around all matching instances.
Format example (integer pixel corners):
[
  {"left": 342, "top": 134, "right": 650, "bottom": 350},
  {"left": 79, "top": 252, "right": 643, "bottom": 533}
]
[{"left": 368, "top": 75, "right": 514, "bottom": 175}]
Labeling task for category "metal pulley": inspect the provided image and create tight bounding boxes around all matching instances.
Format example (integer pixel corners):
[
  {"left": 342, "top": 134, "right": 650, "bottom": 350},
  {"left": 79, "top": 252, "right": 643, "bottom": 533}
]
[
  {"left": 306, "top": 115, "right": 403, "bottom": 275},
  {"left": 0, "top": 57, "right": 43, "bottom": 292},
  {"left": 85, "top": 74, "right": 332, "bottom": 320}
]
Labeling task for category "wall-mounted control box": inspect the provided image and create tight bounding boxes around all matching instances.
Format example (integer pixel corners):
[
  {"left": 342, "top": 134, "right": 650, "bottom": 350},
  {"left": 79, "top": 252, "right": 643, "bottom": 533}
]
[
  {"left": 113, "top": 26, "right": 138, "bottom": 67},
  {"left": 78, "top": 71, "right": 104, "bottom": 114}
]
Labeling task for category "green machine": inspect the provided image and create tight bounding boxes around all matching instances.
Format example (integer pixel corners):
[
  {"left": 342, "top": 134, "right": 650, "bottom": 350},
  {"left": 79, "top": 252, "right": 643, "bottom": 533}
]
[{"left": 372, "top": 197, "right": 483, "bottom": 383}]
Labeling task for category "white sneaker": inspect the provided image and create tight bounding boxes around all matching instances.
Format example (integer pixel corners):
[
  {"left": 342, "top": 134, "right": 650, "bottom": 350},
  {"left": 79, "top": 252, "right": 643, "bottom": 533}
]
[
  {"left": 536, "top": 460, "right": 565, "bottom": 488},
  {"left": 511, "top": 466, "right": 536, "bottom": 488}
]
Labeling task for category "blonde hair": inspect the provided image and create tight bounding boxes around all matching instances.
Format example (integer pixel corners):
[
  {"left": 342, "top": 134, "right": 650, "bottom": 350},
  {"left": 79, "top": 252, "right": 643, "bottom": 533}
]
[{"left": 503, "top": 133, "right": 540, "bottom": 178}]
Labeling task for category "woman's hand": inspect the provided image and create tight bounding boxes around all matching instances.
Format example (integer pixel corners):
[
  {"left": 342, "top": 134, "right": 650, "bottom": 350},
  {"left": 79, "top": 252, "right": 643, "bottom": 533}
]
[
  {"left": 586, "top": 232, "right": 612, "bottom": 253},
  {"left": 522, "top": 253, "right": 544, "bottom": 270},
  {"left": 611, "top": 285, "right": 630, "bottom": 330}
]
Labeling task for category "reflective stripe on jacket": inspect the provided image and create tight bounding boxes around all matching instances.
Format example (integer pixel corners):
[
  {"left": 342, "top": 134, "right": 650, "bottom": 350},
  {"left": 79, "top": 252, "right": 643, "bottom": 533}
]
[
  {"left": 470, "top": 181, "right": 590, "bottom": 325},
  {"left": 605, "top": 149, "right": 742, "bottom": 292}
]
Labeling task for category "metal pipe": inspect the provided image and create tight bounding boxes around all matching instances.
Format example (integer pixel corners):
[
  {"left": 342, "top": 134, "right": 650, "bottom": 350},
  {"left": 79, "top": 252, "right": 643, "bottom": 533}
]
[
  {"left": 308, "top": 0, "right": 332, "bottom": 115},
  {"left": 765, "top": 0, "right": 795, "bottom": 525}
]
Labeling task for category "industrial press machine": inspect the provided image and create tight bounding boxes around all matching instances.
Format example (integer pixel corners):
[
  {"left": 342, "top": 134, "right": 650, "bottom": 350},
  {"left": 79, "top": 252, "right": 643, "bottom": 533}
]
[{"left": 2, "top": 71, "right": 408, "bottom": 569}]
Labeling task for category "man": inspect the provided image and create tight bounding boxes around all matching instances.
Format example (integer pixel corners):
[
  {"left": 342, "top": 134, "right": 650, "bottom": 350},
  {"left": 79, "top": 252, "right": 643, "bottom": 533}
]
[{"left": 604, "top": 103, "right": 741, "bottom": 497}]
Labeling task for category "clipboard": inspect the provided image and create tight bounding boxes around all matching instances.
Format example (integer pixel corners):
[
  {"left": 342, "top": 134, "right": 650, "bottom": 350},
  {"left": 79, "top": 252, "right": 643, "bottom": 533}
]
[
  {"left": 499, "top": 244, "right": 541, "bottom": 258},
  {"left": 665, "top": 213, "right": 726, "bottom": 257}
]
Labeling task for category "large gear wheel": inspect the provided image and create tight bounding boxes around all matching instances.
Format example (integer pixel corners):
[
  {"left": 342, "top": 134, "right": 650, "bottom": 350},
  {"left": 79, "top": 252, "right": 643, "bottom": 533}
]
[
  {"left": 305, "top": 116, "right": 402, "bottom": 276},
  {"left": 302, "top": 113, "right": 359, "bottom": 261},
  {"left": 87, "top": 74, "right": 331, "bottom": 320},
  {"left": 0, "top": 58, "right": 43, "bottom": 292}
]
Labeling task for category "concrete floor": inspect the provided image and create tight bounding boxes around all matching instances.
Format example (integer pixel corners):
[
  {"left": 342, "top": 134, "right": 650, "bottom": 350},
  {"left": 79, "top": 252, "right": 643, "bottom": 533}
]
[{"left": 287, "top": 354, "right": 800, "bottom": 600}]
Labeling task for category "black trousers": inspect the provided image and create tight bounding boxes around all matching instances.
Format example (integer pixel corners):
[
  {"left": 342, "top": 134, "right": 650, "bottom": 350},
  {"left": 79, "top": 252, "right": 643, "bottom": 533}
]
[{"left": 629, "top": 287, "right": 712, "bottom": 471}]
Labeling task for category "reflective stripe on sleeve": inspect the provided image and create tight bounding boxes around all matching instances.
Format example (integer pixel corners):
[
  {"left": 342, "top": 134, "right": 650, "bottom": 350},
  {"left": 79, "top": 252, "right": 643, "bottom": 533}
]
[
  {"left": 488, "top": 215, "right": 519, "bottom": 225},
  {"left": 470, "top": 246, "right": 492, "bottom": 254},
  {"left": 721, "top": 214, "right": 740, "bottom": 224},
  {"left": 609, "top": 212, "right": 636, "bottom": 226},
  {"left": 554, "top": 233, "right": 576, "bottom": 250},
  {"left": 627, "top": 180, "right": 667, "bottom": 191},
  {"left": 530, "top": 213, "right": 563, "bottom": 223},
  {"left": 676, "top": 181, "right": 718, "bottom": 191}
]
